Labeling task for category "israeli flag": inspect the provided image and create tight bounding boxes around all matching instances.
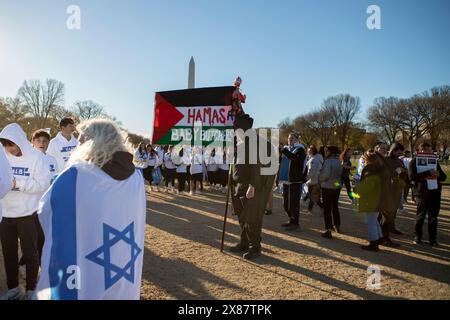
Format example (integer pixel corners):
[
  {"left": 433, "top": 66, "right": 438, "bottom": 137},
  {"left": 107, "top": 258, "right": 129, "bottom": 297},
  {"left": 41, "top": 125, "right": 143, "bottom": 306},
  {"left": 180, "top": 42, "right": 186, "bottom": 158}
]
[{"left": 35, "top": 162, "right": 146, "bottom": 300}]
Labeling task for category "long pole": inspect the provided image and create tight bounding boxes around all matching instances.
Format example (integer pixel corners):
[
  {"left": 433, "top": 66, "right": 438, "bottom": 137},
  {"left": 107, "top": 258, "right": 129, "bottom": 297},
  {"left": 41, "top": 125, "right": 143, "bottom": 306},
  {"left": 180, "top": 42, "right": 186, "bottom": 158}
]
[{"left": 220, "top": 167, "right": 233, "bottom": 253}]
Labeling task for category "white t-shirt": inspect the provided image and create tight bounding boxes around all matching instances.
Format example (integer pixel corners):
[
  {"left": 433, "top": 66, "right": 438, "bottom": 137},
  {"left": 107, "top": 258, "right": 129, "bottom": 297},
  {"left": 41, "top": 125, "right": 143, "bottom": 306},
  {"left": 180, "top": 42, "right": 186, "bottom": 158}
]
[{"left": 47, "top": 132, "right": 78, "bottom": 170}]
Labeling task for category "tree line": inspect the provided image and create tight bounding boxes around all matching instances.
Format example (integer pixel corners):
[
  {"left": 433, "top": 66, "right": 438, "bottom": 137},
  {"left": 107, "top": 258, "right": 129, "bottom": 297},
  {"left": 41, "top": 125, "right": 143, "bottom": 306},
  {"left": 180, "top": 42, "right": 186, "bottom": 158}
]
[
  {"left": 0, "top": 78, "right": 146, "bottom": 146},
  {"left": 279, "top": 85, "right": 450, "bottom": 153}
]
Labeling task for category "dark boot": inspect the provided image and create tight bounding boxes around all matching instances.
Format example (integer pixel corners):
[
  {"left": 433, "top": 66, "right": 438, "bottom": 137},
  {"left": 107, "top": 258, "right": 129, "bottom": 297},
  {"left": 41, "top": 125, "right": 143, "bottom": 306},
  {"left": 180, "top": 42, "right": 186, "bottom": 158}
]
[
  {"left": 321, "top": 230, "right": 332, "bottom": 239},
  {"left": 379, "top": 237, "right": 401, "bottom": 248},
  {"left": 243, "top": 246, "right": 261, "bottom": 260},
  {"left": 229, "top": 243, "right": 249, "bottom": 253},
  {"left": 285, "top": 224, "right": 300, "bottom": 231},
  {"left": 361, "top": 241, "right": 379, "bottom": 251}
]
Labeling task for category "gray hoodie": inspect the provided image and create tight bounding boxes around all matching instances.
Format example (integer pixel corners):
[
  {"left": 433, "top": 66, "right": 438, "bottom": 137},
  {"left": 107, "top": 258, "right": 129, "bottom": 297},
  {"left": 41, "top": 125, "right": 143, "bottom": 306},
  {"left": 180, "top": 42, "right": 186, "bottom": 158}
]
[
  {"left": 319, "top": 155, "right": 343, "bottom": 189},
  {"left": 306, "top": 153, "right": 323, "bottom": 186}
]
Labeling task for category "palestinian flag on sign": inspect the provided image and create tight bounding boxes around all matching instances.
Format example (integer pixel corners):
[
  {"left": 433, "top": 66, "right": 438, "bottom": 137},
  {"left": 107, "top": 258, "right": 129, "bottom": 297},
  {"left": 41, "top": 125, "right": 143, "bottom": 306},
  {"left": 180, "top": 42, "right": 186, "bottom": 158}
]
[{"left": 152, "top": 86, "right": 235, "bottom": 146}]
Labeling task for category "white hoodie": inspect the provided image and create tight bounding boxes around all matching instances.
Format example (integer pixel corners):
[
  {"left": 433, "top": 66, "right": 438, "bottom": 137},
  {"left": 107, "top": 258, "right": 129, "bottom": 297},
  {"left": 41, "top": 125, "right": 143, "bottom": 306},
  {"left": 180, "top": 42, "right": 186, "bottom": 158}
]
[
  {"left": 0, "top": 145, "right": 13, "bottom": 221},
  {"left": 47, "top": 132, "right": 78, "bottom": 170},
  {"left": 45, "top": 153, "right": 60, "bottom": 184},
  {"left": 163, "top": 152, "right": 176, "bottom": 170},
  {"left": 0, "top": 124, "right": 52, "bottom": 218},
  {"left": 190, "top": 152, "right": 204, "bottom": 175}
]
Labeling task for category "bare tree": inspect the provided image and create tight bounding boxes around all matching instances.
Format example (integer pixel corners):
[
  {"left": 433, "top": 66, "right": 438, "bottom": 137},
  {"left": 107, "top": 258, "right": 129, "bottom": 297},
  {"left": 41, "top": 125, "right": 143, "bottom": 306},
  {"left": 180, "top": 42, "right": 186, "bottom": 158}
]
[
  {"left": 72, "top": 100, "right": 105, "bottom": 121},
  {"left": 304, "top": 110, "right": 335, "bottom": 147},
  {"left": 398, "top": 97, "right": 428, "bottom": 152},
  {"left": 368, "top": 97, "right": 403, "bottom": 144},
  {"left": 0, "top": 97, "right": 29, "bottom": 124},
  {"left": 292, "top": 115, "right": 315, "bottom": 146},
  {"left": 322, "top": 94, "right": 361, "bottom": 150},
  {"left": 439, "top": 128, "right": 450, "bottom": 154},
  {"left": 278, "top": 118, "right": 294, "bottom": 143},
  {"left": 17, "top": 79, "right": 65, "bottom": 128},
  {"left": 421, "top": 86, "right": 450, "bottom": 150}
]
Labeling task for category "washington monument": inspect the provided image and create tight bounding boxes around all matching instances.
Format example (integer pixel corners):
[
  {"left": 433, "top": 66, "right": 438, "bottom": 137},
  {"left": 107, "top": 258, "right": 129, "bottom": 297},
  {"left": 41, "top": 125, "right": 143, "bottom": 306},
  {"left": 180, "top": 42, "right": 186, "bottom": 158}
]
[{"left": 188, "top": 56, "right": 195, "bottom": 89}]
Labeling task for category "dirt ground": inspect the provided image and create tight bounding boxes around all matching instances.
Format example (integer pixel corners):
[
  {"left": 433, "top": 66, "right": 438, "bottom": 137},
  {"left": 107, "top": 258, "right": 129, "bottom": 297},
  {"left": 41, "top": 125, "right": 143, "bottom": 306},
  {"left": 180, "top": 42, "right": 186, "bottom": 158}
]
[{"left": 1, "top": 186, "right": 450, "bottom": 300}]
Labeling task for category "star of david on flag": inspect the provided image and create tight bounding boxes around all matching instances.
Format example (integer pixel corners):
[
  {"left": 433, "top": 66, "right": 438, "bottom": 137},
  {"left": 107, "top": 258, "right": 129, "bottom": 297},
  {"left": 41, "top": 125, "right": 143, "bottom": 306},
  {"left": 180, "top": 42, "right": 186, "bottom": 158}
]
[{"left": 86, "top": 222, "right": 142, "bottom": 290}]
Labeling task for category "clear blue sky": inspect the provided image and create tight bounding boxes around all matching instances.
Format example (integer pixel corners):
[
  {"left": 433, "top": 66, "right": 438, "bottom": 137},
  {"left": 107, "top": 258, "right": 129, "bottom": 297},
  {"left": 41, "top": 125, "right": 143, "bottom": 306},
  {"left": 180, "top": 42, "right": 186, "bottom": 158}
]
[{"left": 1, "top": 0, "right": 449, "bottom": 138}]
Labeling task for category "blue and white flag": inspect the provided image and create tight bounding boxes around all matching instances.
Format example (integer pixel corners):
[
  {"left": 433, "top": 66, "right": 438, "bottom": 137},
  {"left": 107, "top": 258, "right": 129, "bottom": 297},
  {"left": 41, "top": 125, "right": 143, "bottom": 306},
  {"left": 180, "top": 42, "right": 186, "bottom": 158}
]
[{"left": 35, "top": 162, "right": 146, "bottom": 300}]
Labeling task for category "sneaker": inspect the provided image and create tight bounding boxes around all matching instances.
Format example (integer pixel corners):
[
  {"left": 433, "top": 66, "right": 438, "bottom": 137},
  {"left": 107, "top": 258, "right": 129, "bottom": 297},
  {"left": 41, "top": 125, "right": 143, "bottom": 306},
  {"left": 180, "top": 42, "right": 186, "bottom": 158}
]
[
  {"left": 429, "top": 240, "right": 439, "bottom": 247},
  {"left": 413, "top": 236, "right": 421, "bottom": 244},
  {"left": 321, "top": 230, "right": 332, "bottom": 239},
  {"left": 1, "top": 287, "right": 24, "bottom": 300},
  {"left": 189, "top": 191, "right": 195, "bottom": 195},
  {"left": 334, "top": 226, "right": 341, "bottom": 234},
  {"left": 23, "top": 290, "right": 35, "bottom": 300},
  {"left": 163, "top": 187, "right": 168, "bottom": 193},
  {"left": 281, "top": 222, "right": 294, "bottom": 228},
  {"left": 264, "top": 210, "right": 273, "bottom": 216}
]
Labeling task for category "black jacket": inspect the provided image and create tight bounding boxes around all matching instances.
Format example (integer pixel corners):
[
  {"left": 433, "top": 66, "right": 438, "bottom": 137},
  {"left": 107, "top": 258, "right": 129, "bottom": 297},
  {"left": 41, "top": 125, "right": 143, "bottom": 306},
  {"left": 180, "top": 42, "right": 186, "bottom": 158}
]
[{"left": 281, "top": 144, "right": 307, "bottom": 184}]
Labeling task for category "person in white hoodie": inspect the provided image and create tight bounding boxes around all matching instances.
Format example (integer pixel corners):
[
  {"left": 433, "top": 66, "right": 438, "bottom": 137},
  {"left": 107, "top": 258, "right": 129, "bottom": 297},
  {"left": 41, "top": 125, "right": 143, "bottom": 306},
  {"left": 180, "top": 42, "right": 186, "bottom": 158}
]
[
  {"left": 31, "top": 129, "right": 60, "bottom": 183},
  {"left": 305, "top": 146, "right": 324, "bottom": 212},
  {"left": 173, "top": 147, "right": 189, "bottom": 195},
  {"left": 189, "top": 147, "right": 204, "bottom": 195},
  {"left": 47, "top": 117, "right": 78, "bottom": 171},
  {"left": 134, "top": 142, "right": 149, "bottom": 174},
  {"left": 0, "top": 123, "right": 52, "bottom": 300},
  {"left": 18, "top": 129, "right": 61, "bottom": 277},
  {"left": 0, "top": 145, "right": 13, "bottom": 222},
  {"left": 163, "top": 145, "right": 177, "bottom": 192}
]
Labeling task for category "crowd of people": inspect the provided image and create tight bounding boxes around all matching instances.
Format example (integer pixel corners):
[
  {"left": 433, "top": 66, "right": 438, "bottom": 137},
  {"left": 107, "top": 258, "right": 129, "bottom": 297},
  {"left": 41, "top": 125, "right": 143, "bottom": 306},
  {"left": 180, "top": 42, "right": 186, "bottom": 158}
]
[
  {"left": 0, "top": 116, "right": 448, "bottom": 299},
  {"left": 0, "top": 117, "right": 146, "bottom": 300},
  {"left": 275, "top": 133, "right": 447, "bottom": 252},
  {"left": 133, "top": 143, "right": 230, "bottom": 195}
]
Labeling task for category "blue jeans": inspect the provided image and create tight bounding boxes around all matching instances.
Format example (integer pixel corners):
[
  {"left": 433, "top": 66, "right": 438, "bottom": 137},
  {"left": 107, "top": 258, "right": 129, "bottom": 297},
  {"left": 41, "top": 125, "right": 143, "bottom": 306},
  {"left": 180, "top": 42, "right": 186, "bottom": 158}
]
[{"left": 365, "top": 212, "right": 383, "bottom": 241}]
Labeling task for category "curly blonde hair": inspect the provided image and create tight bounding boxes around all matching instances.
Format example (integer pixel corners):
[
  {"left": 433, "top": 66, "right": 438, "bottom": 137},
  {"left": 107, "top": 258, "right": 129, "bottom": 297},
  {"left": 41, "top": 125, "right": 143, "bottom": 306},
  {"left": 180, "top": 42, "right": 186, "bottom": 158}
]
[{"left": 68, "top": 118, "right": 131, "bottom": 168}]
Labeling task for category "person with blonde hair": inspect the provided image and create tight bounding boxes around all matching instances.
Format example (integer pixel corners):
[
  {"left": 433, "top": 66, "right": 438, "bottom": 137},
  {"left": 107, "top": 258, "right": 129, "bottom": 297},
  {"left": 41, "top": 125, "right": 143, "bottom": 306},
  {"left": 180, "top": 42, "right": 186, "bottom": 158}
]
[{"left": 35, "top": 118, "right": 146, "bottom": 300}]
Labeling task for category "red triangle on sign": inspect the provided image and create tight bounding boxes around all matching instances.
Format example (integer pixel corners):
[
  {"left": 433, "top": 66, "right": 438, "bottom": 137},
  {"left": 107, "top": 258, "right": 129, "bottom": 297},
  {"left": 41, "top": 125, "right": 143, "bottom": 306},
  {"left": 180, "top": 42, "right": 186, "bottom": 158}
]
[{"left": 152, "top": 93, "right": 184, "bottom": 144}]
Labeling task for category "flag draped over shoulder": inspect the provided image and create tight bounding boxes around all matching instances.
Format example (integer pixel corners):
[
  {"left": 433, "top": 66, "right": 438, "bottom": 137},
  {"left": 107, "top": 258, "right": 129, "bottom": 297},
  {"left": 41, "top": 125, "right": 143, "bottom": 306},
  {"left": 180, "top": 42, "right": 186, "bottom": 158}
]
[
  {"left": 152, "top": 86, "right": 235, "bottom": 146},
  {"left": 35, "top": 162, "right": 146, "bottom": 300}
]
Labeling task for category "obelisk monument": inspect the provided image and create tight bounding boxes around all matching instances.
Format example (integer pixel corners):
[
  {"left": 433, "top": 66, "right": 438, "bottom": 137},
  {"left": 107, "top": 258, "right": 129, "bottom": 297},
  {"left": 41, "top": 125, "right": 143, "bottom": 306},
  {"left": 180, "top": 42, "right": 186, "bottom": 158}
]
[{"left": 188, "top": 56, "right": 195, "bottom": 89}]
